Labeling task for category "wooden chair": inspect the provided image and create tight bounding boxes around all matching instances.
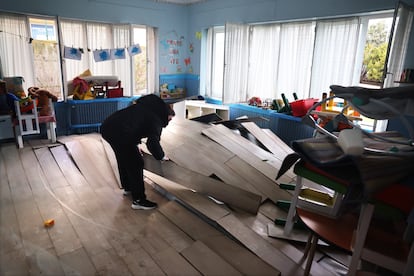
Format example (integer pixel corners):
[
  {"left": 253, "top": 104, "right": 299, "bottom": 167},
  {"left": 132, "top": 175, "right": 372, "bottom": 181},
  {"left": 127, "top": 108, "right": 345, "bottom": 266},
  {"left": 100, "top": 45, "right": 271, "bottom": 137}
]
[
  {"left": 13, "top": 99, "right": 57, "bottom": 148},
  {"left": 286, "top": 161, "right": 414, "bottom": 275}
]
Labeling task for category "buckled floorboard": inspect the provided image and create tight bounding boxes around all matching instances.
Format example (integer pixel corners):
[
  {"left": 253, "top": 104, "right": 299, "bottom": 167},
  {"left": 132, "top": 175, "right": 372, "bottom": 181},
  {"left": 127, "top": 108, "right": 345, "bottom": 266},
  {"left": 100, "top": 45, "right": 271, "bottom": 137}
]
[{"left": 0, "top": 117, "right": 350, "bottom": 276}]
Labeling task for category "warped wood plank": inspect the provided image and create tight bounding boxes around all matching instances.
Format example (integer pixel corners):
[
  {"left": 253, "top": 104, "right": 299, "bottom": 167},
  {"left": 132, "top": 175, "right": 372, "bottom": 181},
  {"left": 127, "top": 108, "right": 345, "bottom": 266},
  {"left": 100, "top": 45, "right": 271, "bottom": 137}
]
[
  {"left": 33, "top": 147, "right": 84, "bottom": 257},
  {"left": 0, "top": 146, "right": 30, "bottom": 275},
  {"left": 225, "top": 156, "right": 293, "bottom": 203},
  {"left": 50, "top": 145, "right": 89, "bottom": 189},
  {"left": 64, "top": 140, "right": 113, "bottom": 189},
  {"left": 3, "top": 146, "right": 64, "bottom": 276},
  {"left": 163, "top": 119, "right": 234, "bottom": 164},
  {"left": 33, "top": 146, "right": 68, "bottom": 190},
  {"left": 52, "top": 185, "right": 114, "bottom": 256},
  {"left": 233, "top": 209, "right": 333, "bottom": 276},
  {"left": 143, "top": 153, "right": 262, "bottom": 214},
  {"left": 202, "top": 124, "right": 280, "bottom": 180},
  {"left": 180, "top": 240, "right": 242, "bottom": 275},
  {"left": 144, "top": 170, "right": 230, "bottom": 221},
  {"left": 77, "top": 138, "right": 119, "bottom": 189},
  {"left": 50, "top": 145, "right": 122, "bottom": 230},
  {"left": 212, "top": 123, "right": 283, "bottom": 168},
  {"left": 267, "top": 223, "right": 328, "bottom": 246},
  {"left": 158, "top": 200, "right": 226, "bottom": 241},
  {"left": 51, "top": 145, "right": 168, "bottom": 275},
  {"left": 262, "top": 128, "right": 295, "bottom": 155},
  {"left": 166, "top": 142, "right": 264, "bottom": 197},
  {"left": 156, "top": 200, "right": 282, "bottom": 276},
  {"left": 218, "top": 213, "right": 300, "bottom": 275},
  {"left": 18, "top": 147, "right": 58, "bottom": 249},
  {"left": 258, "top": 199, "right": 290, "bottom": 222},
  {"left": 242, "top": 122, "right": 295, "bottom": 161}
]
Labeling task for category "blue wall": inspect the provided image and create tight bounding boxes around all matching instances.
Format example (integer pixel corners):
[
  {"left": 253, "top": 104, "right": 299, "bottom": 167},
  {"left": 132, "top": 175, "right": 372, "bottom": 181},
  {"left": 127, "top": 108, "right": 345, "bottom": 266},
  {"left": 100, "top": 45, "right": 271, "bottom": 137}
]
[{"left": 2, "top": 0, "right": 414, "bottom": 90}]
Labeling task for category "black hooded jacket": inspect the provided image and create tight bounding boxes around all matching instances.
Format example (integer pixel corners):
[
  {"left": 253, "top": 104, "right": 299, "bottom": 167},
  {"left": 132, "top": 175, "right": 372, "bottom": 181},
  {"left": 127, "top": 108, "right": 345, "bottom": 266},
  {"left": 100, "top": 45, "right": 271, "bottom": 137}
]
[{"left": 101, "top": 94, "right": 170, "bottom": 160}]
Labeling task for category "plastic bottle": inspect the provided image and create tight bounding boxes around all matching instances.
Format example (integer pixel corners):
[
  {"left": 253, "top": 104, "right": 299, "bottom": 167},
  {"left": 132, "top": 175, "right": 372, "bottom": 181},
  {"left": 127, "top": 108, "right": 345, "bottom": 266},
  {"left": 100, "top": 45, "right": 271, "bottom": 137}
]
[
  {"left": 321, "top": 92, "right": 327, "bottom": 111},
  {"left": 281, "top": 93, "right": 291, "bottom": 114},
  {"left": 328, "top": 91, "right": 335, "bottom": 110},
  {"left": 271, "top": 99, "right": 280, "bottom": 111}
]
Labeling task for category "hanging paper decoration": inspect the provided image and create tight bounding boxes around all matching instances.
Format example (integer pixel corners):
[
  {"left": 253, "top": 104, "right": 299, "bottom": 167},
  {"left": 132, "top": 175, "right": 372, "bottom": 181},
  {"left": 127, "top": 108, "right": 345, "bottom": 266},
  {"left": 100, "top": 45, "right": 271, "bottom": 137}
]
[
  {"left": 128, "top": 44, "right": 142, "bottom": 56},
  {"left": 195, "top": 31, "right": 202, "bottom": 40},
  {"left": 184, "top": 57, "right": 191, "bottom": 66},
  {"left": 111, "top": 48, "right": 126, "bottom": 60},
  {"left": 160, "top": 39, "right": 169, "bottom": 50},
  {"left": 64, "top": 46, "right": 82, "bottom": 60},
  {"left": 93, "top": 49, "right": 111, "bottom": 62}
]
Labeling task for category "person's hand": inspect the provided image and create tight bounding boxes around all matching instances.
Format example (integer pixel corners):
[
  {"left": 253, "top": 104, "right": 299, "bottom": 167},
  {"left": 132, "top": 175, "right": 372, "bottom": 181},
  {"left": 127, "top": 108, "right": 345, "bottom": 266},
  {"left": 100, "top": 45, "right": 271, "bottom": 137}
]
[
  {"left": 137, "top": 145, "right": 144, "bottom": 156},
  {"left": 162, "top": 155, "right": 170, "bottom": 161}
]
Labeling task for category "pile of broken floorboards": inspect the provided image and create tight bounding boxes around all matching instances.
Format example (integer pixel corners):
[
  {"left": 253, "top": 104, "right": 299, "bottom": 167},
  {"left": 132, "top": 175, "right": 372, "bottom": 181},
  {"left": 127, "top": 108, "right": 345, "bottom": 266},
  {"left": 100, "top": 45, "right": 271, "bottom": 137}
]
[{"left": 57, "top": 117, "right": 348, "bottom": 275}]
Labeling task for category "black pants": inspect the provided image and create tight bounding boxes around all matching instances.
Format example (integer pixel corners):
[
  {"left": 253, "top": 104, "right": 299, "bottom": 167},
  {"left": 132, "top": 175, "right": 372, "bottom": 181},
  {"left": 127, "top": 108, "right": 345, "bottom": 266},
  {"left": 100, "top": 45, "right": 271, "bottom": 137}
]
[{"left": 103, "top": 136, "right": 146, "bottom": 201}]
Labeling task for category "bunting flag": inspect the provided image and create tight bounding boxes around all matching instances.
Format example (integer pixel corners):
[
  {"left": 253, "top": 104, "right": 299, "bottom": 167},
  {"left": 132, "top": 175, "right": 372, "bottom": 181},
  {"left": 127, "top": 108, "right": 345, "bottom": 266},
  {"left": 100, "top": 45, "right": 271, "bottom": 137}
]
[
  {"left": 128, "top": 44, "right": 142, "bottom": 56},
  {"left": 64, "top": 46, "right": 82, "bottom": 60},
  {"left": 111, "top": 48, "right": 126, "bottom": 60},
  {"left": 93, "top": 49, "right": 111, "bottom": 62}
]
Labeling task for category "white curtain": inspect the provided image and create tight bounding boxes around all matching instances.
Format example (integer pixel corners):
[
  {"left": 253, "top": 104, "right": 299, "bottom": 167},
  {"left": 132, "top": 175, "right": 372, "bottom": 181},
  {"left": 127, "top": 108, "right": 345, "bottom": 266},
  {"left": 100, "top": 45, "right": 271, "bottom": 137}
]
[
  {"left": 86, "top": 22, "right": 113, "bottom": 75},
  {"left": 277, "top": 22, "right": 315, "bottom": 100},
  {"left": 59, "top": 19, "right": 89, "bottom": 81},
  {"left": 309, "top": 18, "right": 360, "bottom": 99},
  {"left": 223, "top": 23, "right": 250, "bottom": 104},
  {"left": 113, "top": 24, "right": 131, "bottom": 94},
  {"left": 248, "top": 24, "right": 280, "bottom": 101},
  {"left": 204, "top": 27, "right": 213, "bottom": 98},
  {"left": 0, "top": 13, "right": 35, "bottom": 87},
  {"left": 60, "top": 20, "right": 136, "bottom": 97},
  {"left": 147, "top": 26, "right": 156, "bottom": 94}
]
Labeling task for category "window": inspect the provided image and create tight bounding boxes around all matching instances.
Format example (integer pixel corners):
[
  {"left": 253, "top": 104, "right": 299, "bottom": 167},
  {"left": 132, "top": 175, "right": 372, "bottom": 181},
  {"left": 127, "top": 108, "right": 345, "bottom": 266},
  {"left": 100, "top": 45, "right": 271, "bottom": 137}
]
[
  {"left": 211, "top": 27, "right": 225, "bottom": 99},
  {"left": 133, "top": 26, "right": 147, "bottom": 95},
  {"left": 29, "top": 17, "right": 62, "bottom": 99},
  {"left": 359, "top": 16, "right": 393, "bottom": 87},
  {"left": 204, "top": 13, "right": 397, "bottom": 103},
  {"left": 203, "top": 11, "right": 409, "bottom": 131},
  {"left": 0, "top": 12, "right": 156, "bottom": 101},
  {"left": 204, "top": 27, "right": 224, "bottom": 99}
]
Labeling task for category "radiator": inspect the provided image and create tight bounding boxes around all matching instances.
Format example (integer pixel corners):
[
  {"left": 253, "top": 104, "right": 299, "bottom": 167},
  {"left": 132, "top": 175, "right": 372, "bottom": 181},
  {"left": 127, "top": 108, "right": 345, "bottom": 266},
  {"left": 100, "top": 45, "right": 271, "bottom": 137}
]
[
  {"left": 67, "top": 98, "right": 134, "bottom": 134},
  {"left": 229, "top": 104, "right": 314, "bottom": 146}
]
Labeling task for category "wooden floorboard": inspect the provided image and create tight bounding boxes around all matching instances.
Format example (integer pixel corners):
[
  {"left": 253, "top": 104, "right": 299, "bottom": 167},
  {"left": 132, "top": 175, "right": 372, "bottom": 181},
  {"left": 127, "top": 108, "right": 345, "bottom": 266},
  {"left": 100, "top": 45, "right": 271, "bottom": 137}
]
[
  {"left": 0, "top": 146, "right": 30, "bottom": 275},
  {"left": 0, "top": 119, "right": 348, "bottom": 276},
  {"left": 143, "top": 154, "right": 262, "bottom": 214}
]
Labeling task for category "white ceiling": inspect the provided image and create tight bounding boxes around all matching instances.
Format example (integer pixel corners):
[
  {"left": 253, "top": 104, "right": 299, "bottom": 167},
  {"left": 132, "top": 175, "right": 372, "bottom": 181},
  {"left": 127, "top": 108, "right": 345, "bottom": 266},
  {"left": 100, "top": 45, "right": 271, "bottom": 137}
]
[{"left": 153, "top": 0, "right": 206, "bottom": 5}]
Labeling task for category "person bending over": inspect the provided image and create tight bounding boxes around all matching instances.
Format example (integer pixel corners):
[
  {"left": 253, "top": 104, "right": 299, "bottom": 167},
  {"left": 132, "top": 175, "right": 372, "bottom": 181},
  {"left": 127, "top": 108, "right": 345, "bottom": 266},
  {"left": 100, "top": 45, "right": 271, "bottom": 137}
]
[{"left": 101, "top": 94, "right": 175, "bottom": 210}]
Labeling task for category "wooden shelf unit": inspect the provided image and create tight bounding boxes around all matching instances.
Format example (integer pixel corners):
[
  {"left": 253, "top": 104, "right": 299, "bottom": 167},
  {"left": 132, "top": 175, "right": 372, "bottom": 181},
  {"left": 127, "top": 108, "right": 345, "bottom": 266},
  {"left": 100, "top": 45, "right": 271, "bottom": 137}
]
[{"left": 181, "top": 100, "right": 229, "bottom": 120}]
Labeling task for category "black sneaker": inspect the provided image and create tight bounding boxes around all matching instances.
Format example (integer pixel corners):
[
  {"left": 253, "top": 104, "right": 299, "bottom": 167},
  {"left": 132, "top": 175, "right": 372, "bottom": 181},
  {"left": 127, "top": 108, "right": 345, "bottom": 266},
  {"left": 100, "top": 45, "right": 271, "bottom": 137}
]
[{"left": 131, "top": 199, "right": 158, "bottom": 210}]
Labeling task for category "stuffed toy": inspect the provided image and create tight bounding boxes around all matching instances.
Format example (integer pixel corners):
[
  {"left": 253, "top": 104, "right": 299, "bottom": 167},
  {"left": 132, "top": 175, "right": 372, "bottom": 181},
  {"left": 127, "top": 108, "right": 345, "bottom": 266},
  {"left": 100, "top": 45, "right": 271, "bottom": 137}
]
[
  {"left": 72, "top": 77, "right": 95, "bottom": 100},
  {"left": 28, "top": 87, "right": 58, "bottom": 116},
  {"left": 248, "top": 96, "right": 262, "bottom": 106}
]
